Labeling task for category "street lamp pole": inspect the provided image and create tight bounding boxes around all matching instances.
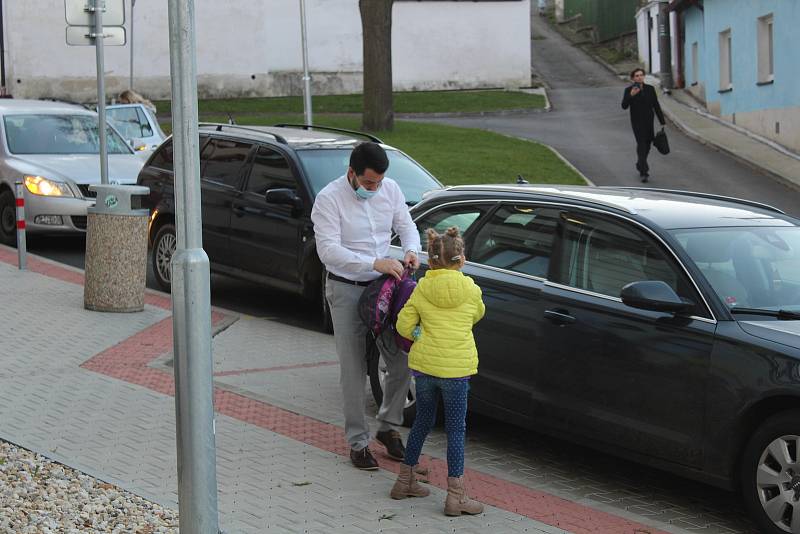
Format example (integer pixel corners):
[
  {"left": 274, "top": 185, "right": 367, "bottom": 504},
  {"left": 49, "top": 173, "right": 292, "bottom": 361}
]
[
  {"left": 166, "top": 0, "right": 219, "bottom": 531},
  {"left": 299, "top": 0, "right": 312, "bottom": 125},
  {"left": 93, "top": 0, "right": 108, "bottom": 185},
  {"left": 129, "top": 0, "right": 135, "bottom": 89}
]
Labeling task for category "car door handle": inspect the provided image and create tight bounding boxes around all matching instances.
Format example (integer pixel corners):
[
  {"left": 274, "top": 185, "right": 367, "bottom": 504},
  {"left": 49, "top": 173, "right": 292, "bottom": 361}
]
[{"left": 544, "top": 309, "right": 576, "bottom": 325}]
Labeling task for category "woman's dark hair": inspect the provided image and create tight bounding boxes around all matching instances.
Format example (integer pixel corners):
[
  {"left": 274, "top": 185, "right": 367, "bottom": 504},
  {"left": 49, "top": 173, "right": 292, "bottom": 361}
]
[
  {"left": 630, "top": 67, "right": 645, "bottom": 79},
  {"left": 426, "top": 226, "right": 464, "bottom": 270},
  {"left": 349, "top": 142, "right": 389, "bottom": 176}
]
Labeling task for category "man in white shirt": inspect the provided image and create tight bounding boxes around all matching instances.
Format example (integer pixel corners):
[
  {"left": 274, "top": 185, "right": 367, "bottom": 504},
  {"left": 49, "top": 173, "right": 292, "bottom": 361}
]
[{"left": 311, "top": 142, "right": 421, "bottom": 470}]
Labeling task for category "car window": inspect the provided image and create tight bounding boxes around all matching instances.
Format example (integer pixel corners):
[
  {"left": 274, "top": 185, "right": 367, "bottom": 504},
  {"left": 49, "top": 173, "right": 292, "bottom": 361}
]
[
  {"left": 672, "top": 226, "right": 800, "bottom": 311},
  {"left": 149, "top": 139, "right": 173, "bottom": 171},
  {"left": 470, "top": 204, "right": 559, "bottom": 278},
  {"left": 4, "top": 114, "right": 131, "bottom": 155},
  {"left": 296, "top": 148, "right": 440, "bottom": 204},
  {"left": 402, "top": 203, "right": 491, "bottom": 250},
  {"left": 245, "top": 146, "right": 296, "bottom": 194},
  {"left": 147, "top": 135, "right": 207, "bottom": 173},
  {"left": 554, "top": 213, "right": 703, "bottom": 310},
  {"left": 201, "top": 138, "right": 252, "bottom": 188},
  {"left": 107, "top": 107, "right": 153, "bottom": 138}
]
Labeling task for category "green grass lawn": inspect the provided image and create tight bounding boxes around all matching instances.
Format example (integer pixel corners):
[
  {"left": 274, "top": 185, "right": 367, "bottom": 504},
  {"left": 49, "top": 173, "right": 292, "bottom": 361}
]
[
  {"left": 162, "top": 113, "right": 584, "bottom": 186},
  {"left": 154, "top": 90, "right": 545, "bottom": 116}
]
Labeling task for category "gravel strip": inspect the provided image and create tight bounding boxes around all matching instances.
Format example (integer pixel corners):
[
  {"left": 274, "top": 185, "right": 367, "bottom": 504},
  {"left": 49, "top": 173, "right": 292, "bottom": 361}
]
[{"left": 0, "top": 440, "right": 178, "bottom": 533}]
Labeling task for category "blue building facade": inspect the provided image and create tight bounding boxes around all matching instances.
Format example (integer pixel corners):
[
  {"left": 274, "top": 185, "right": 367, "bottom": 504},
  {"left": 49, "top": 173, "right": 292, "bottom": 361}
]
[{"left": 672, "top": 0, "right": 800, "bottom": 151}]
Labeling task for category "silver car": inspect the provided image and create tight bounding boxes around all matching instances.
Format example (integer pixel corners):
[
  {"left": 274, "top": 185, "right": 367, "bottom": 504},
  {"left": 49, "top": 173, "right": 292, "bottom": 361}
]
[
  {"left": 106, "top": 102, "right": 166, "bottom": 156},
  {"left": 0, "top": 100, "right": 145, "bottom": 245}
]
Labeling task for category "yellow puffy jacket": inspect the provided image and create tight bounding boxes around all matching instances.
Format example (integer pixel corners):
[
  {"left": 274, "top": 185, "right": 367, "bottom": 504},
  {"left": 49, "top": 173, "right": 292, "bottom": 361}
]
[{"left": 396, "top": 269, "right": 485, "bottom": 378}]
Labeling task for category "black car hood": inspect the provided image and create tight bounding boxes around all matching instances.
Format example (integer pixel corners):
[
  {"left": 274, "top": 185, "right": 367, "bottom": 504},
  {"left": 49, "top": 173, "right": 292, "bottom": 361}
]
[{"left": 739, "top": 320, "right": 800, "bottom": 350}]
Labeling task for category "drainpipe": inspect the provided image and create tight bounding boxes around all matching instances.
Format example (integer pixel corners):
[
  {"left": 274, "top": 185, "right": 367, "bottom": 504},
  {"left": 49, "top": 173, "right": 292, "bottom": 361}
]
[
  {"left": 658, "top": 1, "right": 673, "bottom": 91},
  {"left": 0, "top": 0, "right": 6, "bottom": 96}
]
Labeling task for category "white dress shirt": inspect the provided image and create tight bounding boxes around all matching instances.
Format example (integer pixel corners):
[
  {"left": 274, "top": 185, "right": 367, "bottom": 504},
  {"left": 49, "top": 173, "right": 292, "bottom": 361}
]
[{"left": 311, "top": 175, "right": 421, "bottom": 282}]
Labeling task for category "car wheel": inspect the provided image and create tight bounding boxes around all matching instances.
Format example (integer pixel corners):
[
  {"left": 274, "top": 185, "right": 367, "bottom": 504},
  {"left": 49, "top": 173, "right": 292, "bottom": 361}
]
[
  {"left": 320, "top": 269, "right": 333, "bottom": 334},
  {"left": 151, "top": 223, "right": 176, "bottom": 292},
  {"left": 741, "top": 410, "right": 800, "bottom": 534},
  {"left": 367, "top": 333, "right": 416, "bottom": 427},
  {"left": 0, "top": 189, "right": 17, "bottom": 246}
]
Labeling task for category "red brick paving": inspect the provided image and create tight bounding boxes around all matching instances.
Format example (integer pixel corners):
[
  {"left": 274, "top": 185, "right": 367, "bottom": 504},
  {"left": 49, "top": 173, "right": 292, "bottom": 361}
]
[{"left": 2, "top": 246, "right": 671, "bottom": 534}]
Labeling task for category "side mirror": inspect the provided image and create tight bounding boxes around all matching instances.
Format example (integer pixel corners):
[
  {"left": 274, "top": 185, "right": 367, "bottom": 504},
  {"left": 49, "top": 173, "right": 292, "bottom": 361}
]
[
  {"left": 129, "top": 137, "right": 148, "bottom": 152},
  {"left": 265, "top": 188, "right": 303, "bottom": 211},
  {"left": 620, "top": 280, "right": 695, "bottom": 314}
]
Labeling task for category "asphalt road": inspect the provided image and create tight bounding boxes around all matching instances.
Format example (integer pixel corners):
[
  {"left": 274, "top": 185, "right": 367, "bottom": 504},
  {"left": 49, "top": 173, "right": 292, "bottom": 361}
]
[{"left": 422, "top": 10, "right": 800, "bottom": 217}]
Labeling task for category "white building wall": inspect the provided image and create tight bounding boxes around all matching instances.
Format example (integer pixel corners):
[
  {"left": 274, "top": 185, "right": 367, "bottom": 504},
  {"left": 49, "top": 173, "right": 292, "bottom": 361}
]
[{"left": 3, "top": 0, "right": 531, "bottom": 101}]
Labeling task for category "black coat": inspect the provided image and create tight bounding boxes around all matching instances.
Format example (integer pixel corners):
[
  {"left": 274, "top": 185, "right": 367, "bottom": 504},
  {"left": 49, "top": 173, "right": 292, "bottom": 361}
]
[{"left": 621, "top": 84, "right": 665, "bottom": 142}]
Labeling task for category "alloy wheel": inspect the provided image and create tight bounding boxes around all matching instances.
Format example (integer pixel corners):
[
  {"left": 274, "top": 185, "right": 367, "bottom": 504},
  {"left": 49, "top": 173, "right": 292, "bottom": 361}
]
[
  {"left": 756, "top": 434, "right": 800, "bottom": 533},
  {"left": 155, "top": 230, "right": 176, "bottom": 285}
]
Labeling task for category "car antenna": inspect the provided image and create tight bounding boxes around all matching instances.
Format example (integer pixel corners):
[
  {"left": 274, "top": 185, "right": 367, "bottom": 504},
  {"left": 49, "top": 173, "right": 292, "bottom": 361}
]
[
  {"left": 227, "top": 112, "right": 236, "bottom": 125},
  {"left": 517, "top": 174, "right": 529, "bottom": 184}
]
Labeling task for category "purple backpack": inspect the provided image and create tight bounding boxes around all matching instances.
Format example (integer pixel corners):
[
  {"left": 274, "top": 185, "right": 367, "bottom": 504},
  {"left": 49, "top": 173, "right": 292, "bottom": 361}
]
[{"left": 358, "top": 268, "right": 417, "bottom": 351}]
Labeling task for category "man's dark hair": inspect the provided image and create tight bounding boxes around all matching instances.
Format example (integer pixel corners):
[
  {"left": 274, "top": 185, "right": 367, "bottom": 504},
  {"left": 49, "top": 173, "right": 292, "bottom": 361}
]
[
  {"left": 630, "top": 67, "right": 645, "bottom": 79},
  {"left": 349, "top": 142, "right": 389, "bottom": 176}
]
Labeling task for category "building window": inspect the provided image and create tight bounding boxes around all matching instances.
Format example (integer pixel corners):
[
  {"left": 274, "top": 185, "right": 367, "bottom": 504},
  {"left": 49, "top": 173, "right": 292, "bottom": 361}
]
[
  {"left": 691, "top": 42, "right": 699, "bottom": 85},
  {"left": 719, "top": 29, "right": 732, "bottom": 91},
  {"left": 757, "top": 14, "right": 774, "bottom": 84}
]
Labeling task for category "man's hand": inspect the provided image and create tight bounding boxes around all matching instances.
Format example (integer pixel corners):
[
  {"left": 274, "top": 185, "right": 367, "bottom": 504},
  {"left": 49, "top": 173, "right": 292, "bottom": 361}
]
[
  {"left": 403, "top": 250, "right": 420, "bottom": 270},
  {"left": 630, "top": 85, "right": 641, "bottom": 96},
  {"left": 374, "top": 258, "right": 404, "bottom": 280}
]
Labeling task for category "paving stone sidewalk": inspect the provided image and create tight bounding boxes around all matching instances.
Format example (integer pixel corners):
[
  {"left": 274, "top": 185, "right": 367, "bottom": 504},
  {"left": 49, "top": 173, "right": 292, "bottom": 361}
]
[
  {"left": 0, "top": 249, "right": 572, "bottom": 533},
  {"left": 3, "top": 246, "right": 746, "bottom": 533}
]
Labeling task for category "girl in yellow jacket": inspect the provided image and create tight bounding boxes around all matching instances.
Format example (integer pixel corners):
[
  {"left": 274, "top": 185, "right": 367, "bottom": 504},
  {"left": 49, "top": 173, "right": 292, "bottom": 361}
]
[{"left": 390, "top": 226, "right": 486, "bottom": 516}]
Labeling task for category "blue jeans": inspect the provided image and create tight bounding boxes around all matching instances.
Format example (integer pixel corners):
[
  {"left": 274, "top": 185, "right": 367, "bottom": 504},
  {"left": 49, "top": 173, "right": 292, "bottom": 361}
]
[{"left": 403, "top": 375, "right": 469, "bottom": 477}]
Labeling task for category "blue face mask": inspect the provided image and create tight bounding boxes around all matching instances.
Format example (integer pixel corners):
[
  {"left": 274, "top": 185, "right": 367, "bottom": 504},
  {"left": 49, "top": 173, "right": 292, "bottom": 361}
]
[{"left": 355, "top": 186, "right": 378, "bottom": 200}]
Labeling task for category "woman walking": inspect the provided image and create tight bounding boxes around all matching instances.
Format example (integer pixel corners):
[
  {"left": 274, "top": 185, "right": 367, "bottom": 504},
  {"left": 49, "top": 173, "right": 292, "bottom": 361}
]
[{"left": 622, "top": 68, "right": 666, "bottom": 182}]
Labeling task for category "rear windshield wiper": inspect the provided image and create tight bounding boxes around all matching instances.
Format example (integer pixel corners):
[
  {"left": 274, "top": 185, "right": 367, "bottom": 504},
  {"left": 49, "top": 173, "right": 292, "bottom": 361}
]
[{"left": 730, "top": 307, "right": 800, "bottom": 320}]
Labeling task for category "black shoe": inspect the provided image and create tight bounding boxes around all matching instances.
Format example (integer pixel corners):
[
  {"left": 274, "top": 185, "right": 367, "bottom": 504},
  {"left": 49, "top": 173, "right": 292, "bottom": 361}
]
[
  {"left": 376, "top": 429, "right": 405, "bottom": 461},
  {"left": 350, "top": 447, "right": 379, "bottom": 470},
  {"left": 640, "top": 172, "right": 649, "bottom": 183}
]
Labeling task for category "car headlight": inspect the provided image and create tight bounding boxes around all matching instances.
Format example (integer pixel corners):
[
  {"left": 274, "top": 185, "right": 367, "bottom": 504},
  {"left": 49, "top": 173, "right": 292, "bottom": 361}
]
[{"left": 24, "top": 175, "right": 74, "bottom": 197}]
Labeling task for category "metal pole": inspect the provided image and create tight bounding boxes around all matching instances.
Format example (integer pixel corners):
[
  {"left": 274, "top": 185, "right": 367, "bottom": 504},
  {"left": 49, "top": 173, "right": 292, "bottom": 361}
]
[
  {"left": 129, "top": 0, "right": 135, "bottom": 89},
  {"left": 167, "top": 0, "right": 219, "bottom": 532},
  {"left": 93, "top": 0, "right": 109, "bottom": 185},
  {"left": 14, "top": 181, "right": 25, "bottom": 270},
  {"left": 299, "top": 0, "right": 312, "bottom": 125},
  {"left": 658, "top": 1, "right": 673, "bottom": 91}
]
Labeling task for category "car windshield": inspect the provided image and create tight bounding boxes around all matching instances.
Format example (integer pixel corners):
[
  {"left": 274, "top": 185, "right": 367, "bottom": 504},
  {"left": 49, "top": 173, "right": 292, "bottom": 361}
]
[
  {"left": 672, "top": 226, "right": 800, "bottom": 312},
  {"left": 296, "top": 148, "right": 440, "bottom": 205},
  {"left": 3, "top": 114, "right": 131, "bottom": 155}
]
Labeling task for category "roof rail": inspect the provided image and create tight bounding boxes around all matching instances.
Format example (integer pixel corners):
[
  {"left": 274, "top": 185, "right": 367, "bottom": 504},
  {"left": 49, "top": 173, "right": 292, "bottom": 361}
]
[
  {"left": 272, "top": 123, "right": 383, "bottom": 144},
  {"left": 198, "top": 122, "right": 288, "bottom": 145},
  {"left": 446, "top": 184, "right": 637, "bottom": 214},
  {"left": 606, "top": 186, "right": 786, "bottom": 215}
]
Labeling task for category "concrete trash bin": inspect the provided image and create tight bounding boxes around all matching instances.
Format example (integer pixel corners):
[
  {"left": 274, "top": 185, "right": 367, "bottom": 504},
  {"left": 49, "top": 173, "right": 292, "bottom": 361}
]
[{"left": 84, "top": 184, "right": 150, "bottom": 312}]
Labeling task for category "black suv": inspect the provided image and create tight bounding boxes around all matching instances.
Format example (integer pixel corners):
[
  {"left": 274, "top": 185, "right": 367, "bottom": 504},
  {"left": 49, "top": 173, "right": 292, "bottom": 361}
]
[
  {"left": 137, "top": 123, "right": 441, "bottom": 329},
  {"left": 372, "top": 184, "right": 800, "bottom": 533}
]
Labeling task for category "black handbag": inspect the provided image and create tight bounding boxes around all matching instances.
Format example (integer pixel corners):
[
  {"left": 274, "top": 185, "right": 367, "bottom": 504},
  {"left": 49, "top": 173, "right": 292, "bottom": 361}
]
[{"left": 654, "top": 127, "right": 670, "bottom": 155}]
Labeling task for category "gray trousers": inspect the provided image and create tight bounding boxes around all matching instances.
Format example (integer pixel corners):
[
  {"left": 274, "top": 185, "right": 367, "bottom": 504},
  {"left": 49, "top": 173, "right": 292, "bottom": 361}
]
[{"left": 326, "top": 278, "right": 412, "bottom": 451}]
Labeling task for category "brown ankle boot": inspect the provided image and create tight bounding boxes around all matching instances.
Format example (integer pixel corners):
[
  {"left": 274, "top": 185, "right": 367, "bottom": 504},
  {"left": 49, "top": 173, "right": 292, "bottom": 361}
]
[
  {"left": 444, "top": 476, "right": 483, "bottom": 516},
  {"left": 390, "top": 464, "right": 430, "bottom": 500}
]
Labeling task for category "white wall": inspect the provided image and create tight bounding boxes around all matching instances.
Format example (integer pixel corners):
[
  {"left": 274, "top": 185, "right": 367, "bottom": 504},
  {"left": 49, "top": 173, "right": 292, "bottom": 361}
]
[{"left": 3, "top": 0, "right": 530, "bottom": 101}]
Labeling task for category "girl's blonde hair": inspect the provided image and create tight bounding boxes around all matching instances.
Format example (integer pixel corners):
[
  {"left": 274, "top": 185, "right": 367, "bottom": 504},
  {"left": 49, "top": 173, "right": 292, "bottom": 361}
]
[{"left": 426, "top": 226, "right": 464, "bottom": 269}]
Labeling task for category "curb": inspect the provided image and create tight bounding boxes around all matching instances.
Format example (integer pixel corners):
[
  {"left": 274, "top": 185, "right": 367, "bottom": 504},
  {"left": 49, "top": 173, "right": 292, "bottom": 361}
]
[
  {"left": 662, "top": 104, "right": 800, "bottom": 193},
  {"left": 502, "top": 132, "right": 594, "bottom": 186}
]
